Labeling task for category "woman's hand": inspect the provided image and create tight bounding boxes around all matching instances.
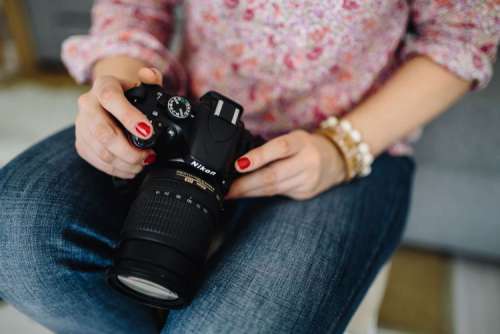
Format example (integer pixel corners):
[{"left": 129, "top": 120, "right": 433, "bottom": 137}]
[
  {"left": 226, "top": 130, "right": 346, "bottom": 200},
  {"left": 75, "top": 67, "right": 163, "bottom": 179}
]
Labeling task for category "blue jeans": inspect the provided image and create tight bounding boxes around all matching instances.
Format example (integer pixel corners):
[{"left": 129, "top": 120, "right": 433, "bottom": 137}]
[{"left": 0, "top": 127, "right": 414, "bottom": 334}]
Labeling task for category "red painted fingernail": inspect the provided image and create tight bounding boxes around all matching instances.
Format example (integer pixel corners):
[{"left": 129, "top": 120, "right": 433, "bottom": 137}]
[
  {"left": 143, "top": 153, "right": 156, "bottom": 165},
  {"left": 237, "top": 157, "right": 251, "bottom": 170},
  {"left": 136, "top": 122, "right": 151, "bottom": 138}
]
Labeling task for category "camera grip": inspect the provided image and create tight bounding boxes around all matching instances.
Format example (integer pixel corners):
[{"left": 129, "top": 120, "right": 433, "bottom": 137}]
[{"left": 238, "top": 129, "right": 266, "bottom": 157}]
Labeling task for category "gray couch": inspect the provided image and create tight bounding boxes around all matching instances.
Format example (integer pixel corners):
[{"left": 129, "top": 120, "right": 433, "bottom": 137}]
[{"left": 404, "top": 62, "right": 500, "bottom": 260}]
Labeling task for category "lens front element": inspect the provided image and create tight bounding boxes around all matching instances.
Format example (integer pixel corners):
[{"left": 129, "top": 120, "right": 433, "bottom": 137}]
[{"left": 117, "top": 275, "right": 179, "bottom": 301}]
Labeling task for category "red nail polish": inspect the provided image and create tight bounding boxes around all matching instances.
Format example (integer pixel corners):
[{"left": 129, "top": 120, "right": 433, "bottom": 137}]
[
  {"left": 136, "top": 122, "right": 151, "bottom": 138},
  {"left": 144, "top": 154, "right": 156, "bottom": 165},
  {"left": 237, "top": 157, "right": 251, "bottom": 170}
]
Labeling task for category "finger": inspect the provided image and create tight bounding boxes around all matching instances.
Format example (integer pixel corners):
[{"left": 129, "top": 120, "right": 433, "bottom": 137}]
[
  {"left": 81, "top": 102, "right": 155, "bottom": 165},
  {"left": 235, "top": 132, "right": 304, "bottom": 173},
  {"left": 138, "top": 67, "right": 163, "bottom": 86},
  {"left": 79, "top": 128, "right": 144, "bottom": 175},
  {"left": 92, "top": 76, "right": 153, "bottom": 140},
  {"left": 78, "top": 126, "right": 145, "bottom": 175},
  {"left": 79, "top": 125, "right": 114, "bottom": 164},
  {"left": 227, "top": 156, "right": 303, "bottom": 198},
  {"left": 230, "top": 173, "right": 303, "bottom": 199},
  {"left": 113, "top": 158, "right": 143, "bottom": 175},
  {"left": 75, "top": 138, "right": 136, "bottom": 179},
  {"left": 106, "top": 130, "right": 156, "bottom": 166}
]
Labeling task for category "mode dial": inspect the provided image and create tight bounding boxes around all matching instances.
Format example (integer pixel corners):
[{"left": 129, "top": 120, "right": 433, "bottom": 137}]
[{"left": 167, "top": 96, "right": 191, "bottom": 119}]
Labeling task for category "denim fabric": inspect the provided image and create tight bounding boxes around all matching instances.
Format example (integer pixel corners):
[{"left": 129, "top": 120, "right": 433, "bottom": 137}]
[{"left": 0, "top": 127, "right": 414, "bottom": 334}]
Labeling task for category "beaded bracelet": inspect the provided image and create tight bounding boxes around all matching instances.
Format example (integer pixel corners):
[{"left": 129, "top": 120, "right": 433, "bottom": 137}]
[{"left": 315, "top": 116, "right": 373, "bottom": 181}]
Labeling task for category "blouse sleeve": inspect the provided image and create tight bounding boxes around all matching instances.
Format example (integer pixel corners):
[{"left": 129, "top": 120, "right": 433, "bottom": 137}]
[
  {"left": 402, "top": 0, "right": 500, "bottom": 90},
  {"left": 61, "top": 0, "right": 185, "bottom": 88}
]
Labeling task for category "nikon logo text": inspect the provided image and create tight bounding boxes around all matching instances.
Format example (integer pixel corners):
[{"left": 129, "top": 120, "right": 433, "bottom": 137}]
[{"left": 190, "top": 161, "right": 216, "bottom": 176}]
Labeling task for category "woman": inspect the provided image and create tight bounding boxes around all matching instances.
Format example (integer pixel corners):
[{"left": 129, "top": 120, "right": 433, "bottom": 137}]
[{"left": 0, "top": 1, "right": 498, "bottom": 333}]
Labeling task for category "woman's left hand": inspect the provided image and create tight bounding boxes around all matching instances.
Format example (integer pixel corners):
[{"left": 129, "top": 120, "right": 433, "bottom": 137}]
[{"left": 226, "top": 130, "right": 347, "bottom": 200}]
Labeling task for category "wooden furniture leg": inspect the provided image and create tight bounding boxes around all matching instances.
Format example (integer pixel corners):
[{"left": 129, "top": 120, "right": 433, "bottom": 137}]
[{"left": 3, "top": 0, "right": 37, "bottom": 74}]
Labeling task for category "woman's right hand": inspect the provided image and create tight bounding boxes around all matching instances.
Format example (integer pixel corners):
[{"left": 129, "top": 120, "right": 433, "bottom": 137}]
[{"left": 75, "top": 67, "right": 163, "bottom": 179}]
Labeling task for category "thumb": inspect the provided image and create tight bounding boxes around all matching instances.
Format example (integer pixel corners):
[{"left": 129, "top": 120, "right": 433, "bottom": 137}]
[{"left": 138, "top": 67, "right": 163, "bottom": 86}]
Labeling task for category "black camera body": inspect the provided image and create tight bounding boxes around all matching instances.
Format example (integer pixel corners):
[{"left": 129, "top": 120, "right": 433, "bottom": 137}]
[{"left": 106, "top": 84, "right": 262, "bottom": 309}]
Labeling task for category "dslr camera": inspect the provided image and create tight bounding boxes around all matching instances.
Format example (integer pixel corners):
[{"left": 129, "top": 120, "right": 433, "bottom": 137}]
[{"left": 106, "top": 84, "right": 262, "bottom": 309}]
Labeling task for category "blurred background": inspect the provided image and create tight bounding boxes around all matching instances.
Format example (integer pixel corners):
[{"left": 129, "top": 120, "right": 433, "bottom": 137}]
[{"left": 0, "top": 1, "right": 499, "bottom": 333}]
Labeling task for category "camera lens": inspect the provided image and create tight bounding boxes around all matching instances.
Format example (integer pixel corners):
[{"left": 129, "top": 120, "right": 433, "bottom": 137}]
[
  {"left": 117, "top": 275, "right": 179, "bottom": 300},
  {"left": 106, "top": 164, "right": 221, "bottom": 309}
]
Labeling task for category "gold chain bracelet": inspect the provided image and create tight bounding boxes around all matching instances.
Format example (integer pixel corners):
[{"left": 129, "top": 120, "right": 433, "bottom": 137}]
[{"left": 315, "top": 116, "right": 373, "bottom": 182}]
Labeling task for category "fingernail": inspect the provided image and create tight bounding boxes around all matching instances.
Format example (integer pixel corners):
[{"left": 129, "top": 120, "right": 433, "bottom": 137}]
[
  {"left": 236, "top": 157, "right": 251, "bottom": 170},
  {"left": 143, "top": 153, "right": 156, "bottom": 165},
  {"left": 136, "top": 122, "right": 151, "bottom": 138}
]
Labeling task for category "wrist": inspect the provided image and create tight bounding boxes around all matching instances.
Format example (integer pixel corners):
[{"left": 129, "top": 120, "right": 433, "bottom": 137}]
[
  {"left": 342, "top": 111, "right": 386, "bottom": 157},
  {"left": 312, "top": 133, "right": 348, "bottom": 184},
  {"left": 92, "top": 56, "right": 148, "bottom": 83},
  {"left": 315, "top": 116, "right": 374, "bottom": 181}
]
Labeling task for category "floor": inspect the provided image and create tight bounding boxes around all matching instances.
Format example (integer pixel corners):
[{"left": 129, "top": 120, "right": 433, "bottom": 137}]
[
  {"left": 452, "top": 258, "right": 500, "bottom": 334},
  {"left": 1, "top": 78, "right": 500, "bottom": 334},
  {"left": 0, "top": 78, "right": 81, "bottom": 165},
  {"left": 0, "top": 304, "right": 52, "bottom": 334}
]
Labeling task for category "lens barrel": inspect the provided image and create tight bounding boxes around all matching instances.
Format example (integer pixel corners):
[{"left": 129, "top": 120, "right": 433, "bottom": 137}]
[{"left": 106, "top": 166, "right": 220, "bottom": 309}]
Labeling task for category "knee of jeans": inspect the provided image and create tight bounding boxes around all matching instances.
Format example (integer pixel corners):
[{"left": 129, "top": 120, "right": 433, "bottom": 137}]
[
  {"left": 269, "top": 187, "right": 355, "bottom": 237},
  {"left": 0, "top": 164, "right": 70, "bottom": 297}
]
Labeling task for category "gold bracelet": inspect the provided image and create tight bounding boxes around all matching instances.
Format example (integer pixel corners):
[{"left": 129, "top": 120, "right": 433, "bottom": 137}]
[
  {"left": 316, "top": 116, "right": 373, "bottom": 181},
  {"left": 315, "top": 128, "right": 355, "bottom": 181}
]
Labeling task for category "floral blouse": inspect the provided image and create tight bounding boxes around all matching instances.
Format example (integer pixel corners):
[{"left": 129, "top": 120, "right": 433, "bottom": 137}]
[{"left": 62, "top": 0, "right": 499, "bottom": 155}]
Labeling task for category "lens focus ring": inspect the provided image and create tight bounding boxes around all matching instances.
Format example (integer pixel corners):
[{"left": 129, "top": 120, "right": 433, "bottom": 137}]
[{"left": 122, "top": 179, "right": 214, "bottom": 263}]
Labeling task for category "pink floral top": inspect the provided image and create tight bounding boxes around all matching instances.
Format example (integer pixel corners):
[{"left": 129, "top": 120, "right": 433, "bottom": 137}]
[{"left": 62, "top": 0, "right": 499, "bottom": 155}]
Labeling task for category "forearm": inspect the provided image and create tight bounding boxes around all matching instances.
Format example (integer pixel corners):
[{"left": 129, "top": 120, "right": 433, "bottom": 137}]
[
  {"left": 345, "top": 56, "right": 471, "bottom": 156},
  {"left": 92, "top": 56, "right": 148, "bottom": 83}
]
